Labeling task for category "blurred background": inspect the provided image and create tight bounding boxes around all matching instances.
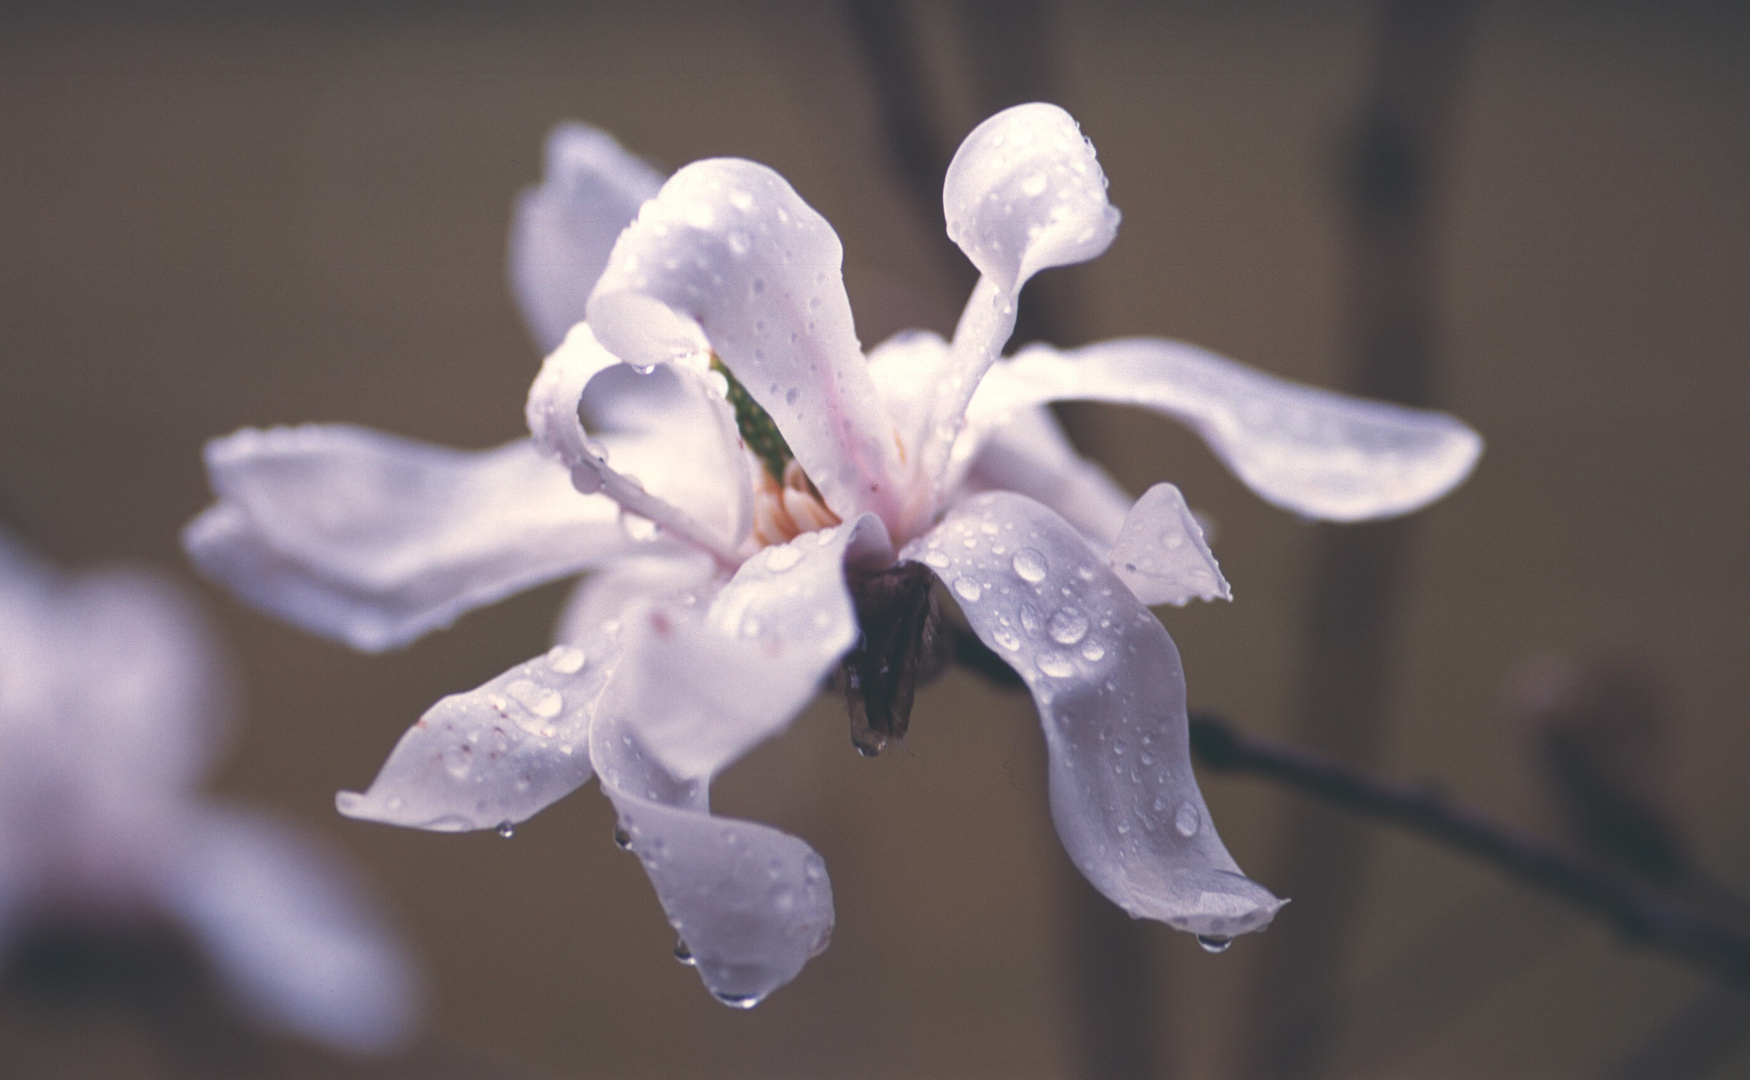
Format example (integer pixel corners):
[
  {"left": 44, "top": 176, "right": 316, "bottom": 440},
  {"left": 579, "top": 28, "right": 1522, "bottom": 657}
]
[{"left": 2, "top": 1, "right": 1747, "bottom": 1077}]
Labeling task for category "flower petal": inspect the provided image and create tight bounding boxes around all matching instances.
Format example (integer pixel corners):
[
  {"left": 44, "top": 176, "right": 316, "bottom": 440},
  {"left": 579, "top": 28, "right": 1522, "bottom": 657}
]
[
  {"left": 526, "top": 324, "right": 750, "bottom": 561},
  {"left": 958, "top": 404, "right": 1132, "bottom": 548},
  {"left": 902, "top": 492, "right": 1282, "bottom": 938},
  {"left": 920, "top": 104, "right": 1121, "bottom": 500},
  {"left": 154, "top": 806, "right": 419, "bottom": 1054},
  {"left": 587, "top": 159, "right": 907, "bottom": 527},
  {"left": 335, "top": 638, "right": 609, "bottom": 833},
  {"left": 968, "top": 338, "right": 1484, "bottom": 521},
  {"left": 1109, "top": 483, "right": 1231, "bottom": 606},
  {"left": 185, "top": 426, "right": 629, "bottom": 652},
  {"left": 510, "top": 123, "right": 665, "bottom": 353},
  {"left": 552, "top": 551, "right": 719, "bottom": 646}
]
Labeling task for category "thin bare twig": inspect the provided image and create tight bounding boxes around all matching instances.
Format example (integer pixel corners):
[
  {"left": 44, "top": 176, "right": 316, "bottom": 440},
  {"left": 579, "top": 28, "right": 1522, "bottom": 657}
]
[{"left": 1189, "top": 714, "right": 1750, "bottom": 987}]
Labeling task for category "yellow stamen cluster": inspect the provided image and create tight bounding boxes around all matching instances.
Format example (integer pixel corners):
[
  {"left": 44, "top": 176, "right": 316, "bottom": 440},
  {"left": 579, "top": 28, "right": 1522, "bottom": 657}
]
[{"left": 753, "top": 460, "right": 841, "bottom": 546}]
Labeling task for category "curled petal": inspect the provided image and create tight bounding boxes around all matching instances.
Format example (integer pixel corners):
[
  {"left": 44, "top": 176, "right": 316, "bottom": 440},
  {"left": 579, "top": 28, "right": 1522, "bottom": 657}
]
[
  {"left": 588, "top": 159, "right": 906, "bottom": 527},
  {"left": 921, "top": 104, "right": 1121, "bottom": 502},
  {"left": 943, "top": 103, "right": 1120, "bottom": 293},
  {"left": 335, "top": 640, "right": 608, "bottom": 833},
  {"left": 903, "top": 492, "right": 1282, "bottom": 938},
  {"left": 958, "top": 405, "right": 1131, "bottom": 548},
  {"left": 155, "top": 807, "right": 419, "bottom": 1055},
  {"left": 1109, "top": 483, "right": 1230, "bottom": 606},
  {"left": 510, "top": 123, "right": 665, "bottom": 353},
  {"left": 185, "top": 427, "right": 628, "bottom": 651},
  {"left": 527, "top": 324, "right": 748, "bottom": 562},
  {"left": 969, "top": 338, "right": 1484, "bottom": 521}
]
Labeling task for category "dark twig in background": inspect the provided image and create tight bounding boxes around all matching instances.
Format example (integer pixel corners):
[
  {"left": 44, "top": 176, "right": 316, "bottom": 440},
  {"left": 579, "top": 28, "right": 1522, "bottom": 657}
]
[
  {"left": 1238, "top": 2, "right": 1475, "bottom": 1076},
  {"left": 1189, "top": 714, "right": 1750, "bottom": 988}
]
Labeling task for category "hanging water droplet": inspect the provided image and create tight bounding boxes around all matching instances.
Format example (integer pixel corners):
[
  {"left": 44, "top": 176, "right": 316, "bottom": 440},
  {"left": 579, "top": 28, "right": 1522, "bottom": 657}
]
[
  {"left": 952, "top": 577, "right": 983, "bottom": 603},
  {"left": 496, "top": 821, "right": 515, "bottom": 839},
  {"left": 613, "top": 825, "right": 633, "bottom": 850},
  {"left": 619, "top": 509, "right": 660, "bottom": 542},
  {"left": 673, "top": 939, "right": 695, "bottom": 966},
  {"left": 764, "top": 544, "right": 803, "bottom": 572},
  {"left": 570, "top": 464, "right": 605, "bottom": 495},
  {"left": 1197, "top": 934, "right": 1232, "bottom": 954},
  {"left": 1048, "top": 608, "right": 1089, "bottom": 645},
  {"left": 546, "top": 645, "right": 587, "bottom": 674},
  {"left": 1174, "top": 803, "right": 1201, "bottom": 838},
  {"left": 713, "top": 991, "right": 763, "bottom": 1010},
  {"left": 1012, "top": 547, "right": 1048, "bottom": 583}
]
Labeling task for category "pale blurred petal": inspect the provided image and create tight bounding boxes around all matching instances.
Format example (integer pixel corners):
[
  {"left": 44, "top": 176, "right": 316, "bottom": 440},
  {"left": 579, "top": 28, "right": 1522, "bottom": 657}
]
[
  {"left": 553, "top": 551, "right": 719, "bottom": 645},
  {"left": 156, "top": 807, "right": 419, "bottom": 1055},
  {"left": 918, "top": 104, "right": 1120, "bottom": 495},
  {"left": 865, "top": 328, "right": 952, "bottom": 472},
  {"left": 903, "top": 492, "right": 1282, "bottom": 938},
  {"left": 185, "top": 426, "right": 629, "bottom": 652},
  {"left": 1109, "top": 483, "right": 1231, "bottom": 606},
  {"left": 510, "top": 123, "right": 665, "bottom": 353},
  {"left": 958, "top": 404, "right": 1131, "bottom": 548},
  {"left": 335, "top": 641, "right": 608, "bottom": 833},
  {"left": 588, "top": 159, "right": 906, "bottom": 527},
  {"left": 968, "top": 339, "right": 1482, "bottom": 522}
]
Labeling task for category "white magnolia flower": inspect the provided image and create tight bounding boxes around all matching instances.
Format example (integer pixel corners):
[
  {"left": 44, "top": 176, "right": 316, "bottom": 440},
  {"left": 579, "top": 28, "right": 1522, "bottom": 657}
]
[
  {"left": 0, "top": 532, "right": 418, "bottom": 1053},
  {"left": 185, "top": 104, "right": 1480, "bottom": 1006}
]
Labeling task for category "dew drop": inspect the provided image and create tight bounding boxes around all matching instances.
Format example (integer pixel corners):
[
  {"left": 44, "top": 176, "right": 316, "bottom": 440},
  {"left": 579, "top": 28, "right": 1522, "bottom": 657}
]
[
  {"left": 1020, "top": 172, "right": 1048, "bottom": 197},
  {"left": 713, "top": 992, "right": 763, "bottom": 1009},
  {"left": 613, "top": 825, "right": 633, "bottom": 850},
  {"left": 923, "top": 549, "right": 950, "bottom": 569},
  {"left": 952, "top": 577, "right": 983, "bottom": 603},
  {"left": 673, "top": 939, "right": 695, "bottom": 966},
  {"left": 1012, "top": 547, "right": 1048, "bottom": 583},
  {"left": 1174, "top": 802, "right": 1201, "bottom": 838},
  {"left": 570, "top": 464, "right": 605, "bottom": 495},
  {"left": 1081, "top": 640, "right": 1106, "bottom": 661},
  {"left": 764, "top": 544, "right": 803, "bottom": 572},
  {"left": 546, "top": 645, "right": 587, "bottom": 674},
  {"left": 619, "top": 509, "right": 659, "bottom": 542},
  {"left": 1037, "top": 652, "right": 1076, "bottom": 678},
  {"left": 1197, "top": 935, "right": 1232, "bottom": 954},
  {"left": 992, "top": 628, "right": 1022, "bottom": 651},
  {"left": 496, "top": 821, "right": 515, "bottom": 839},
  {"left": 1048, "top": 608, "right": 1089, "bottom": 645},
  {"left": 1019, "top": 602, "right": 1044, "bottom": 633}
]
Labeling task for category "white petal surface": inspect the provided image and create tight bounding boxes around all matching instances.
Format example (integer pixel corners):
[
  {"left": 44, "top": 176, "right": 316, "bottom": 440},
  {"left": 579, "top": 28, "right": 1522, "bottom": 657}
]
[
  {"left": 335, "top": 639, "right": 609, "bottom": 833},
  {"left": 510, "top": 123, "right": 665, "bottom": 353},
  {"left": 588, "top": 159, "right": 906, "bottom": 527},
  {"left": 186, "top": 427, "right": 630, "bottom": 651},
  {"left": 903, "top": 492, "right": 1282, "bottom": 937},
  {"left": 552, "top": 552, "right": 719, "bottom": 646},
  {"left": 1109, "top": 483, "right": 1231, "bottom": 606},
  {"left": 958, "top": 404, "right": 1131, "bottom": 548},
  {"left": 968, "top": 338, "right": 1484, "bottom": 521},
  {"left": 156, "top": 807, "right": 419, "bottom": 1055},
  {"left": 922, "top": 104, "right": 1120, "bottom": 497}
]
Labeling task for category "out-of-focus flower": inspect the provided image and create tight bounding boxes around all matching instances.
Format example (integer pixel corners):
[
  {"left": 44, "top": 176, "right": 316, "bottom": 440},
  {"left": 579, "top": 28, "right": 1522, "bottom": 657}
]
[
  {"left": 0, "top": 532, "right": 418, "bottom": 1053},
  {"left": 185, "top": 104, "right": 1480, "bottom": 1005}
]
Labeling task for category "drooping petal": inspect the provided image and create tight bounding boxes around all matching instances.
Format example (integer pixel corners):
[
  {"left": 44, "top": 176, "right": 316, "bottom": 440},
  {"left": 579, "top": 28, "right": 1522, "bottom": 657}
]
[
  {"left": 526, "top": 323, "right": 749, "bottom": 561},
  {"left": 585, "top": 517, "right": 890, "bottom": 1005},
  {"left": 957, "top": 404, "right": 1131, "bottom": 548},
  {"left": 335, "top": 639, "right": 610, "bottom": 833},
  {"left": 154, "top": 807, "right": 419, "bottom": 1055},
  {"left": 510, "top": 123, "right": 665, "bottom": 353},
  {"left": 1109, "top": 483, "right": 1230, "bottom": 606},
  {"left": 185, "top": 427, "right": 631, "bottom": 652},
  {"left": 587, "top": 159, "right": 907, "bottom": 528},
  {"left": 902, "top": 492, "right": 1282, "bottom": 938},
  {"left": 916, "top": 104, "right": 1121, "bottom": 498},
  {"left": 967, "top": 338, "right": 1483, "bottom": 521}
]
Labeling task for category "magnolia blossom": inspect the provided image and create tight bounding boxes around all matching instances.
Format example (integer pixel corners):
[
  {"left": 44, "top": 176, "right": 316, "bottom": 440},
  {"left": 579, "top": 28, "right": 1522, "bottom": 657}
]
[
  {"left": 0, "top": 532, "right": 417, "bottom": 1051},
  {"left": 185, "top": 104, "right": 1480, "bottom": 1005}
]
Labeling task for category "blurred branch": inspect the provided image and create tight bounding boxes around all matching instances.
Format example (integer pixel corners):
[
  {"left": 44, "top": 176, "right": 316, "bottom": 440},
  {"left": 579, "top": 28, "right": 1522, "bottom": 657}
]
[{"left": 1189, "top": 714, "right": 1750, "bottom": 988}]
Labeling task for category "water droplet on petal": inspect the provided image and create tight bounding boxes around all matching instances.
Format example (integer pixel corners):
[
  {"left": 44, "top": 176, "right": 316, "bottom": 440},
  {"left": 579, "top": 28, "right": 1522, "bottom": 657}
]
[
  {"left": 1198, "top": 935, "right": 1232, "bottom": 954},
  {"left": 1020, "top": 602, "right": 1044, "bottom": 633},
  {"left": 765, "top": 544, "right": 803, "bottom": 572},
  {"left": 496, "top": 821, "right": 515, "bottom": 839},
  {"left": 1174, "top": 803, "right": 1201, "bottom": 838},
  {"left": 674, "top": 939, "right": 695, "bottom": 966},
  {"left": 952, "top": 577, "right": 983, "bottom": 603},
  {"left": 614, "top": 826, "right": 633, "bottom": 850},
  {"left": 1081, "top": 640, "right": 1106, "bottom": 661},
  {"left": 619, "top": 509, "right": 659, "bottom": 542},
  {"left": 1048, "top": 608, "right": 1089, "bottom": 645},
  {"left": 1012, "top": 548, "right": 1048, "bottom": 583},
  {"left": 992, "top": 628, "right": 1022, "bottom": 651},
  {"left": 570, "top": 464, "right": 605, "bottom": 495},
  {"left": 1038, "top": 652, "right": 1076, "bottom": 678},
  {"left": 546, "top": 645, "right": 587, "bottom": 674},
  {"left": 923, "top": 549, "right": 950, "bottom": 569}
]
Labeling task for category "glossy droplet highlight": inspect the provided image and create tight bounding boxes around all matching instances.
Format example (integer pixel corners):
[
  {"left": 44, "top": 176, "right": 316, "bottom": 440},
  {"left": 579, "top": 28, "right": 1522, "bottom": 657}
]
[
  {"left": 673, "top": 939, "right": 695, "bottom": 966},
  {"left": 1081, "top": 640, "right": 1106, "bottom": 661},
  {"left": 1197, "top": 935, "right": 1232, "bottom": 954},
  {"left": 952, "top": 577, "right": 983, "bottom": 603},
  {"left": 1174, "top": 802, "right": 1200, "bottom": 838},
  {"left": 496, "top": 820, "right": 515, "bottom": 839},
  {"left": 992, "top": 628, "right": 1022, "bottom": 651},
  {"left": 546, "top": 645, "right": 586, "bottom": 674},
  {"left": 923, "top": 549, "right": 950, "bottom": 569},
  {"left": 1037, "top": 652, "right": 1076, "bottom": 678},
  {"left": 713, "top": 992, "right": 764, "bottom": 1009},
  {"left": 764, "top": 544, "right": 803, "bottom": 572},
  {"left": 1048, "top": 608, "right": 1089, "bottom": 645},
  {"left": 1012, "top": 547, "right": 1048, "bottom": 583},
  {"left": 613, "top": 825, "right": 632, "bottom": 850}
]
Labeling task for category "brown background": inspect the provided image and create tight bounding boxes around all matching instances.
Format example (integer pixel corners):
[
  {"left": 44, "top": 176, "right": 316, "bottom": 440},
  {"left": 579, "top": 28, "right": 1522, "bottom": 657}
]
[{"left": 1, "top": 1, "right": 1746, "bottom": 1077}]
